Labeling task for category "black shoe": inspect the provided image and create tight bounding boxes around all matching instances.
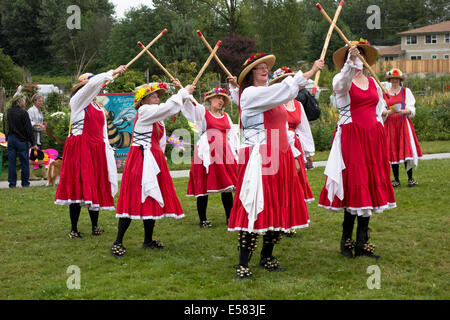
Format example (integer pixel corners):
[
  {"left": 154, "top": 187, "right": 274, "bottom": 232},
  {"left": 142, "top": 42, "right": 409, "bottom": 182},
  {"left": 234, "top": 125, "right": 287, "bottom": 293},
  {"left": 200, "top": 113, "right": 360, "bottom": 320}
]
[
  {"left": 355, "top": 220, "right": 381, "bottom": 260},
  {"left": 68, "top": 231, "right": 82, "bottom": 239},
  {"left": 392, "top": 180, "right": 400, "bottom": 188},
  {"left": 92, "top": 226, "right": 104, "bottom": 236},
  {"left": 142, "top": 240, "right": 165, "bottom": 250},
  {"left": 199, "top": 220, "right": 212, "bottom": 228},
  {"left": 258, "top": 256, "right": 285, "bottom": 272},
  {"left": 340, "top": 238, "right": 355, "bottom": 258},
  {"left": 355, "top": 242, "right": 381, "bottom": 260},
  {"left": 408, "top": 179, "right": 418, "bottom": 187},
  {"left": 234, "top": 264, "right": 252, "bottom": 280},
  {"left": 110, "top": 243, "right": 126, "bottom": 258}
]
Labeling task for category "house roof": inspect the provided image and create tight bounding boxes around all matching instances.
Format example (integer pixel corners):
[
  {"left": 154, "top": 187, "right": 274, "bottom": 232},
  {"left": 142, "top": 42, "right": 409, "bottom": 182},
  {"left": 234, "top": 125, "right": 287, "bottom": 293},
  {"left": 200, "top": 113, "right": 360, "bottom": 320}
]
[
  {"left": 398, "top": 21, "right": 450, "bottom": 35},
  {"left": 378, "top": 44, "right": 404, "bottom": 56}
]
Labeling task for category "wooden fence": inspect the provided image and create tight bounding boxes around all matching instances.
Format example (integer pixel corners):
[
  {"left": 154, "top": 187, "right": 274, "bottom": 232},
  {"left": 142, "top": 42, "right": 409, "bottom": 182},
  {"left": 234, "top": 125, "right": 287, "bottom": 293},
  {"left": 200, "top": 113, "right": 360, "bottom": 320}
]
[{"left": 373, "top": 59, "right": 450, "bottom": 74}]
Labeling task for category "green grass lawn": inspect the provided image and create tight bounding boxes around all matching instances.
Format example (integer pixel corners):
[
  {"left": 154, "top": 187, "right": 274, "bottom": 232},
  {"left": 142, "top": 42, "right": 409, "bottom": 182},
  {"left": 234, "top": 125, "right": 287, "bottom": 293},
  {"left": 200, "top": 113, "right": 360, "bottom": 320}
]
[{"left": 0, "top": 157, "right": 449, "bottom": 300}]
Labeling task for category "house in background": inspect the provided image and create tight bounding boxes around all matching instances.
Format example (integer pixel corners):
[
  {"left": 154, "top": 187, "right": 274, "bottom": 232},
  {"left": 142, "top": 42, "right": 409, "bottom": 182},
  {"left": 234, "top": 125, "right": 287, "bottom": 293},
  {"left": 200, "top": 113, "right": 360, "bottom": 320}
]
[{"left": 378, "top": 21, "right": 450, "bottom": 61}]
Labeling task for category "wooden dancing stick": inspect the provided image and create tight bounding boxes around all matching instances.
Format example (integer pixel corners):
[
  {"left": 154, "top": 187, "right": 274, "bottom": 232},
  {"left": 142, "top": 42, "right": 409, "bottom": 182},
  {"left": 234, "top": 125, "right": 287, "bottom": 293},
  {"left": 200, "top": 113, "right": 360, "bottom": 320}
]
[
  {"left": 312, "top": 1, "right": 344, "bottom": 95},
  {"left": 196, "top": 30, "right": 234, "bottom": 80},
  {"left": 137, "top": 41, "right": 178, "bottom": 83},
  {"left": 192, "top": 41, "right": 222, "bottom": 86},
  {"left": 102, "top": 29, "right": 167, "bottom": 88},
  {"left": 137, "top": 42, "right": 198, "bottom": 121},
  {"left": 316, "top": 3, "right": 387, "bottom": 94}
]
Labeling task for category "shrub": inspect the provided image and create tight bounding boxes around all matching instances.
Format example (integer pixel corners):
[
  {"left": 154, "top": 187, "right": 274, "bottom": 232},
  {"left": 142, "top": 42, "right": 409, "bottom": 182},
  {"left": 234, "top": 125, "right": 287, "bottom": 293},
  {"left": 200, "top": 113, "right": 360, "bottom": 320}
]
[{"left": 412, "top": 92, "right": 450, "bottom": 141}]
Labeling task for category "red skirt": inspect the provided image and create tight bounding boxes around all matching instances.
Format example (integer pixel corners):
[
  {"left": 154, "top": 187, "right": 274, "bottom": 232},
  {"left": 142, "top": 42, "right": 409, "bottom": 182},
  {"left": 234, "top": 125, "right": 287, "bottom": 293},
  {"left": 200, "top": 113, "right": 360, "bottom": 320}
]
[
  {"left": 116, "top": 146, "right": 184, "bottom": 220},
  {"left": 186, "top": 145, "right": 237, "bottom": 197},
  {"left": 55, "top": 135, "right": 115, "bottom": 210},
  {"left": 294, "top": 136, "right": 314, "bottom": 203},
  {"left": 318, "top": 122, "right": 396, "bottom": 213},
  {"left": 228, "top": 146, "right": 309, "bottom": 233},
  {"left": 384, "top": 114, "right": 423, "bottom": 164}
]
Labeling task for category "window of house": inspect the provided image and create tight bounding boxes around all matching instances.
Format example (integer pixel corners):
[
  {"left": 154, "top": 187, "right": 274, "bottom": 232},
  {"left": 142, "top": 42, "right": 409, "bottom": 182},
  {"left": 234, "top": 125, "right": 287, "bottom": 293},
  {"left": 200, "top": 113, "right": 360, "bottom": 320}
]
[
  {"left": 445, "top": 34, "right": 450, "bottom": 43},
  {"left": 445, "top": 54, "right": 449, "bottom": 59},
  {"left": 406, "top": 35, "right": 417, "bottom": 44},
  {"left": 432, "top": 55, "right": 438, "bottom": 59},
  {"left": 425, "top": 34, "right": 437, "bottom": 44},
  {"left": 384, "top": 56, "right": 394, "bottom": 61},
  {"left": 411, "top": 56, "right": 422, "bottom": 60}
]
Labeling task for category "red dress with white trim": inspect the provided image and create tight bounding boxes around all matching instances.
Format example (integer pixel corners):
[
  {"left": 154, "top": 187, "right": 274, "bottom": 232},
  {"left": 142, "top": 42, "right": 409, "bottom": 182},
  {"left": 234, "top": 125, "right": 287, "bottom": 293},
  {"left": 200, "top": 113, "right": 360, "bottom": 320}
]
[
  {"left": 227, "top": 71, "right": 311, "bottom": 234},
  {"left": 116, "top": 90, "right": 189, "bottom": 220},
  {"left": 318, "top": 75, "right": 396, "bottom": 216},
  {"left": 383, "top": 88, "right": 422, "bottom": 166},
  {"left": 55, "top": 71, "right": 117, "bottom": 211},
  {"left": 285, "top": 100, "right": 314, "bottom": 203},
  {"left": 186, "top": 110, "right": 238, "bottom": 197}
]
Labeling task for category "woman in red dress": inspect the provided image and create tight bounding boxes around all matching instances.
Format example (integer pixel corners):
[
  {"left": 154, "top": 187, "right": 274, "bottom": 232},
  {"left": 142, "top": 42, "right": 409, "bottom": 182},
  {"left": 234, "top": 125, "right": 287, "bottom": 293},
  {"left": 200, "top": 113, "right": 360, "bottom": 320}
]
[
  {"left": 318, "top": 40, "right": 396, "bottom": 260},
  {"left": 182, "top": 88, "right": 239, "bottom": 228},
  {"left": 55, "top": 66, "right": 126, "bottom": 239},
  {"left": 227, "top": 52, "right": 323, "bottom": 279},
  {"left": 382, "top": 68, "right": 422, "bottom": 188},
  {"left": 269, "top": 67, "right": 315, "bottom": 205},
  {"left": 110, "top": 80, "right": 194, "bottom": 257}
]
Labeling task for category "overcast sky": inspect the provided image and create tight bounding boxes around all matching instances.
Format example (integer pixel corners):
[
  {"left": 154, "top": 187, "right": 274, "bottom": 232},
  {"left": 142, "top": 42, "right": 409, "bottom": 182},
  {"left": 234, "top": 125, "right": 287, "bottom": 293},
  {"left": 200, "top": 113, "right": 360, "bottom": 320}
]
[{"left": 110, "top": 0, "right": 154, "bottom": 19}]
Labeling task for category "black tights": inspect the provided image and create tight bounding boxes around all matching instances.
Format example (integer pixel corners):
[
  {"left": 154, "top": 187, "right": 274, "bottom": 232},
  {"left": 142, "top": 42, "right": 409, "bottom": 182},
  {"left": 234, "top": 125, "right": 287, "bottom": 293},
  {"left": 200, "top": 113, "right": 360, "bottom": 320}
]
[
  {"left": 197, "top": 192, "right": 233, "bottom": 222},
  {"left": 113, "top": 218, "right": 155, "bottom": 245},
  {"left": 392, "top": 163, "right": 413, "bottom": 181},
  {"left": 69, "top": 203, "right": 99, "bottom": 232}
]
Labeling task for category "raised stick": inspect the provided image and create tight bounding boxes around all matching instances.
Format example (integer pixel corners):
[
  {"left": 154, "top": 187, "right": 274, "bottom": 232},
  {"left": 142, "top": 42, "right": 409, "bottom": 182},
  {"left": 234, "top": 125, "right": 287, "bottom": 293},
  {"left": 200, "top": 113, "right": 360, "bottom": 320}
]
[
  {"left": 196, "top": 31, "right": 233, "bottom": 79},
  {"left": 312, "top": 1, "right": 344, "bottom": 95},
  {"left": 137, "top": 42, "right": 197, "bottom": 121},
  {"left": 102, "top": 29, "right": 168, "bottom": 88},
  {"left": 137, "top": 41, "right": 177, "bottom": 83},
  {"left": 192, "top": 41, "right": 222, "bottom": 86},
  {"left": 316, "top": 3, "right": 387, "bottom": 94}
]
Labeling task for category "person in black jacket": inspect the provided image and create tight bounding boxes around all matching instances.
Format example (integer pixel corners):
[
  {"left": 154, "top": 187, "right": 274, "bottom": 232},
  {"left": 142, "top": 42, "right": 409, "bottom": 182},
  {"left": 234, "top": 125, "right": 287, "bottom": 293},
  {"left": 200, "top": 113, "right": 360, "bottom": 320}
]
[{"left": 6, "top": 94, "right": 37, "bottom": 188}]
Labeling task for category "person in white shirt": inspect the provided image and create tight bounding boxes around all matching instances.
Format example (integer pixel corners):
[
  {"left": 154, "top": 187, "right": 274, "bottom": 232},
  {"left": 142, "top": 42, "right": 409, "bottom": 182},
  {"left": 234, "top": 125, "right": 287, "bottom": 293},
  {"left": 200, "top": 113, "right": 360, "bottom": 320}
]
[{"left": 28, "top": 93, "right": 47, "bottom": 180}]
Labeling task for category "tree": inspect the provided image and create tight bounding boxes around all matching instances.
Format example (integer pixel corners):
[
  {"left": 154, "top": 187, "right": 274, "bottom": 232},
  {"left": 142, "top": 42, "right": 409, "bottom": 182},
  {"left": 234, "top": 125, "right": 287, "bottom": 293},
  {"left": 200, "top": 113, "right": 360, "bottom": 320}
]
[
  {"left": 216, "top": 33, "right": 257, "bottom": 77},
  {"left": 0, "top": 48, "right": 24, "bottom": 90},
  {"left": 102, "top": 5, "right": 205, "bottom": 77},
  {"left": 38, "top": 0, "right": 115, "bottom": 76},
  {"left": 0, "top": 0, "right": 49, "bottom": 71}
]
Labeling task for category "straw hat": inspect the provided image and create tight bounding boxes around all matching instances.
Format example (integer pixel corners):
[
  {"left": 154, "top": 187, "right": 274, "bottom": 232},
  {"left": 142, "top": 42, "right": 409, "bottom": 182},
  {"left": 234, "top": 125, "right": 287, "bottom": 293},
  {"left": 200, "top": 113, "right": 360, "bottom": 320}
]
[
  {"left": 268, "top": 67, "right": 295, "bottom": 86},
  {"left": 333, "top": 39, "right": 378, "bottom": 70},
  {"left": 71, "top": 73, "right": 94, "bottom": 95},
  {"left": 0, "top": 132, "right": 7, "bottom": 147},
  {"left": 133, "top": 82, "right": 168, "bottom": 109},
  {"left": 385, "top": 68, "right": 406, "bottom": 81},
  {"left": 237, "top": 52, "right": 276, "bottom": 86},
  {"left": 203, "top": 87, "right": 230, "bottom": 107}
]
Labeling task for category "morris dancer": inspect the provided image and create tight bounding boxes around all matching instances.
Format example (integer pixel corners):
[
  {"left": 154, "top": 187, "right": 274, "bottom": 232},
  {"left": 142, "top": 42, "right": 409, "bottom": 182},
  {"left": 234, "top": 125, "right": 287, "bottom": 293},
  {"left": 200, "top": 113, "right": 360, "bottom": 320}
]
[
  {"left": 182, "top": 87, "right": 239, "bottom": 228},
  {"left": 269, "top": 67, "right": 315, "bottom": 204},
  {"left": 318, "top": 40, "right": 396, "bottom": 260},
  {"left": 382, "top": 68, "right": 422, "bottom": 188},
  {"left": 111, "top": 80, "right": 194, "bottom": 257},
  {"left": 55, "top": 66, "right": 126, "bottom": 239},
  {"left": 228, "top": 52, "right": 323, "bottom": 279}
]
